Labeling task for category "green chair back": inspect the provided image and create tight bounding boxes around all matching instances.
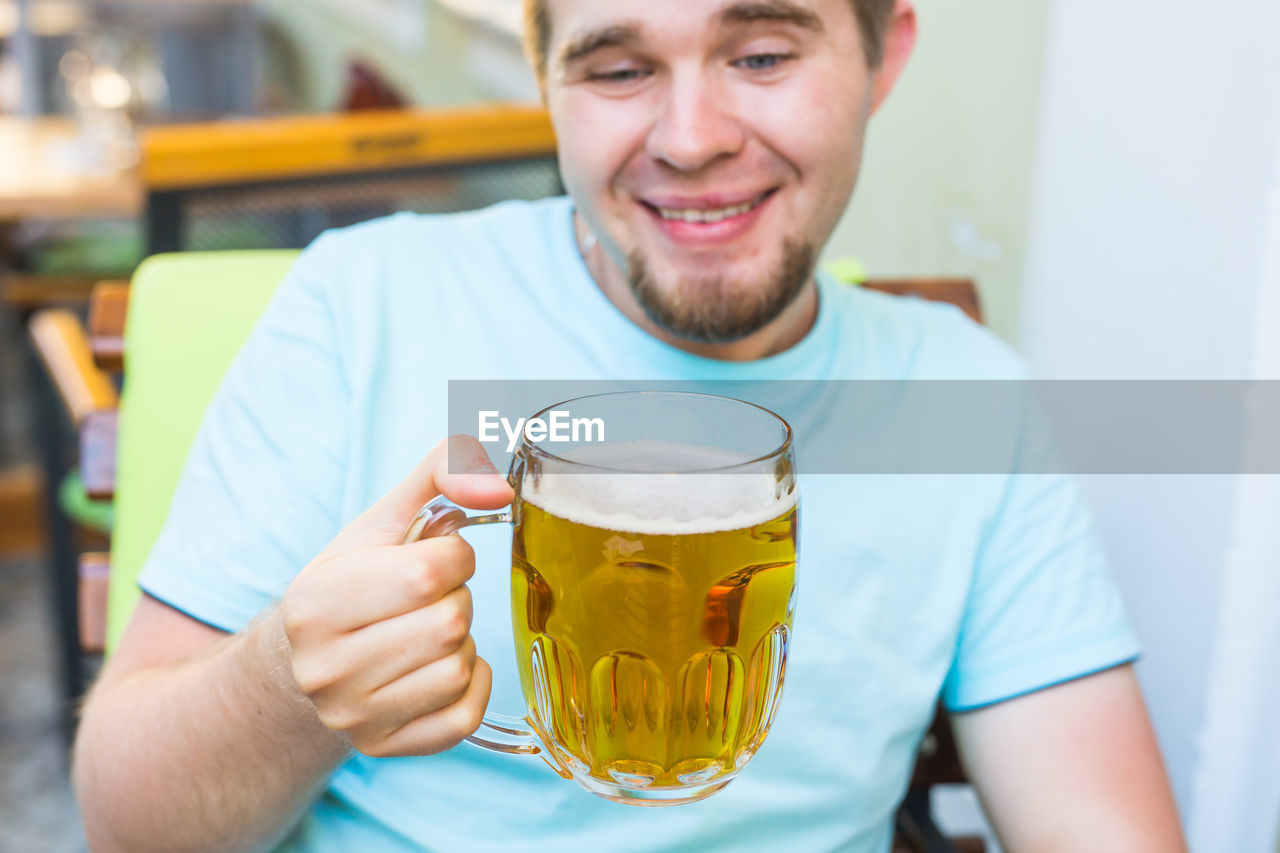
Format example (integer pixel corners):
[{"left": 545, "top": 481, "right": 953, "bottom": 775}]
[
  {"left": 106, "top": 250, "right": 299, "bottom": 653},
  {"left": 823, "top": 256, "right": 868, "bottom": 285}
]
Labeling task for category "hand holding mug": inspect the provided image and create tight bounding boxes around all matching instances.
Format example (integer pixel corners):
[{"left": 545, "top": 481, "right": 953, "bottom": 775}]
[{"left": 278, "top": 438, "right": 511, "bottom": 757}]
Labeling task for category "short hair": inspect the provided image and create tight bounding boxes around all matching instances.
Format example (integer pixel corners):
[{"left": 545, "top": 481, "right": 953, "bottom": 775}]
[{"left": 522, "top": 0, "right": 896, "bottom": 84}]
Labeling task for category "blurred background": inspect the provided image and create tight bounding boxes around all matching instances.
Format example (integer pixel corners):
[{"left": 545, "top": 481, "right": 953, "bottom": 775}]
[{"left": 1, "top": 0, "right": 1278, "bottom": 851}]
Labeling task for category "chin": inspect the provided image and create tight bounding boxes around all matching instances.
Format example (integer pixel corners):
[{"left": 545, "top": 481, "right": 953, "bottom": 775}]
[{"left": 627, "top": 239, "right": 814, "bottom": 344}]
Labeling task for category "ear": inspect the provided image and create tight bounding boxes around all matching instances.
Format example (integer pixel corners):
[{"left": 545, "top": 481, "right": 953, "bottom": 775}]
[{"left": 869, "top": 0, "right": 917, "bottom": 113}]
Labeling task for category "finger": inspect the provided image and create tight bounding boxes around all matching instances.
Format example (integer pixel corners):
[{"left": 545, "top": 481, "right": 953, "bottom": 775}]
[
  {"left": 311, "top": 636, "right": 477, "bottom": 745},
  {"left": 360, "top": 656, "right": 493, "bottom": 758},
  {"left": 338, "top": 436, "right": 513, "bottom": 550},
  {"left": 333, "top": 586, "right": 474, "bottom": 691},
  {"left": 359, "top": 635, "right": 479, "bottom": 733},
  {"left": 292, "top": 535, "right": 475, "bottom": 634}
]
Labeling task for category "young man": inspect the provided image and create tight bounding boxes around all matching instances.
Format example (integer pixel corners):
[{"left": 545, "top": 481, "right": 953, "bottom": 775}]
[{"left": 74, "top": 1, "right": 1186, "bottom": 849}]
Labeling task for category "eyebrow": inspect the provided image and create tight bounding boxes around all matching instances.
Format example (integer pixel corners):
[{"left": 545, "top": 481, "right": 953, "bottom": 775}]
[
  {"left": 556, "top": 0, "right": 823, "bottom": 70},
  {"left": 559, "top": 24, "right": 644, "bottom": 68},
  {"left": 718, "top": 0, "right": 824, "bottom": 31}
]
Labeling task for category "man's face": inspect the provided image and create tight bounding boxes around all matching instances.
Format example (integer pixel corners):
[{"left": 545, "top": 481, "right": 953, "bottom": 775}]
[{"left": 544, "top": 0, "right": 876, "bottom": 343}]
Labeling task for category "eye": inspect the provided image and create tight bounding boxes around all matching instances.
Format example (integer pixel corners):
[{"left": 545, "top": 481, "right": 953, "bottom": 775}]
[
  {"left": 733, "top": 53, "right": 794, "bottom": 72},
  {"left": 587, "top": 67, "right": 651, "bottom": 84}
]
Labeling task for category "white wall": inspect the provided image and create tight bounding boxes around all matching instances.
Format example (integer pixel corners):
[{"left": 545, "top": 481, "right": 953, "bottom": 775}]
[
  {"left": 828, "top": 0, "right": 1050, "bottom": 344},
  {"left": 1189, "top": 127, "right": 1280, "bottom": 853},
  {"left": 1020, "top": 0, "right": 1280, "bottom": 848}
]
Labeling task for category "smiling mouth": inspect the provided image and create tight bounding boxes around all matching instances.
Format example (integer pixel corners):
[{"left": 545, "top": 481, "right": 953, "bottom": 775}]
[{"left": 646, "top": 189, "right": 777, "bottom": 224}]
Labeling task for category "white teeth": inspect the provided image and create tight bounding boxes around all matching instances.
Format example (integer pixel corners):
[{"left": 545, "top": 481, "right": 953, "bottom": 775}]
[{"left": 656, "top": 197, "right": 763, "bottom": 223}]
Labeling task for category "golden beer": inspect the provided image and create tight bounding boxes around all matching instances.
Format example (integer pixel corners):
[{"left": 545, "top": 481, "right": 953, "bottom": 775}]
[
  {"left": 411, "top": 393, "right": 798, "bottom": 804},
  {"left": 509, "top": 442, "right": 798, "bottom": 796}
]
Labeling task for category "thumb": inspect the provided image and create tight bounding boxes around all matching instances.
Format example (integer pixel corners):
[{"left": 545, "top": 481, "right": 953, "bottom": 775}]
[{"left": 337, "top": 436, "right": 513, "bottom": 549}]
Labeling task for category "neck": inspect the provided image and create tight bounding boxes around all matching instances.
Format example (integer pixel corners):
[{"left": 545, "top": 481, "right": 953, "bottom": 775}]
[{"left": 573, "top": 212, "right": 819, "bottom": 362}]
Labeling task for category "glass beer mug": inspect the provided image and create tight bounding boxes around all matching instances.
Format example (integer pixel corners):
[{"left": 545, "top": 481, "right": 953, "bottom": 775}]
[{"left": 403, "top": 392, "right": 798, "bottom": 805}]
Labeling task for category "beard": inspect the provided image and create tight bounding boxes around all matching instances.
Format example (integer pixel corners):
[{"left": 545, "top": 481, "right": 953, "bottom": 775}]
[{"left": 627, "top": 238, "right": 815, "bottom": 344}]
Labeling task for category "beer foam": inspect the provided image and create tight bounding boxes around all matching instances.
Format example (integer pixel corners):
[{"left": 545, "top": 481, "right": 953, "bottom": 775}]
[{"left": 523, "top": 440, "right": 796, "bottom": 535}]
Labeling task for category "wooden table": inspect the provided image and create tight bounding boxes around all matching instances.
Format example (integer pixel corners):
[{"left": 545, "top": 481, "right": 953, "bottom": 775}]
[
  {"left": 0, "top": 117, "right": 143, "bottom": 304},
  {"left": 0, "top": 117, "right": 143, "bottom": 223}
]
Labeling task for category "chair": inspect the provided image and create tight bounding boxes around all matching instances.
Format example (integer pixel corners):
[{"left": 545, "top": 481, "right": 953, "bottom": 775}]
[
  {"left": 24, "top": 305, "right": 119, "bottom": 728},
  {"left": 33, "top": 256, "right": 990, "bottom": 851},
  {"left": 26, "top": 254, "right": 292, "bottom": 651},
  {"left": 23, "top": 103, "right": 562, "bottom": 716},
  {"left": 107, "top": 253, "right": 302, "bottom": 650}
]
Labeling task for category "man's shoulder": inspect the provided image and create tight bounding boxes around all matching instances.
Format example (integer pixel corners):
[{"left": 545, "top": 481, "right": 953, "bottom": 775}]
[
  {"left": 824, "top": 277, "right": 1027, "bottom": 380},
  {"left": 297, "top": 196, "right": 573, "bottom": 273},
  {"left": 282, "top": 196, "right": 575, "bottom": 313},
  {"left": 312, "top": 195, "right": 568, "bottom": 252}
]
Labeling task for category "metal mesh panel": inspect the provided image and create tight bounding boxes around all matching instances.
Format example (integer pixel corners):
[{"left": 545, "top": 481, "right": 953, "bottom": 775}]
[{"left": 177, "top": 157, "right": 561, "bottom": 252}]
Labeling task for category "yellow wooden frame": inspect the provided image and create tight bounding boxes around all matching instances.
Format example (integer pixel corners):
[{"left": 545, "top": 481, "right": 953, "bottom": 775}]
[
  {"left": 28, "top": 309, "right": 119, "bottom": 425},
  {"left": 141, "top": 105, "right": 558, "bottom": 190}
]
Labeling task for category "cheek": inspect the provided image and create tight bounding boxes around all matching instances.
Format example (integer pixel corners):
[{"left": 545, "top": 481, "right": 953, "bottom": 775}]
[
  {"left": 551, "top": 93, "right": 649, "bottom": 192},
  {"left": 748, "top": 79, "right": 858, "bottom": 151},
  {"left": 751, "top": 73, "right": 867, "bottom": 197}
]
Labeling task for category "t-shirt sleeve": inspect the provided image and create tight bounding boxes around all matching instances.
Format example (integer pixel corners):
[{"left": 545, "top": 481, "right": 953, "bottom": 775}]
[
  {"left": 941, "top": 465, "right": 1141, "bottom": 712},
  {"left": 137, "top": 239, "right": 350, "bottom": 632}
]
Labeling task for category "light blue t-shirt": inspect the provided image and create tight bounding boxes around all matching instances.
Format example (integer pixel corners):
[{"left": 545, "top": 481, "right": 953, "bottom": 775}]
[{"left": 139, "top": 197, "right": 1138, "bottom": 852}]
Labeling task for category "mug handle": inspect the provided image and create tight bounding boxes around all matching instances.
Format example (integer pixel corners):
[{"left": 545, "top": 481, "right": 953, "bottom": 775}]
[{"left": 402, "top": 496, "right": 569, "bottom": 776}]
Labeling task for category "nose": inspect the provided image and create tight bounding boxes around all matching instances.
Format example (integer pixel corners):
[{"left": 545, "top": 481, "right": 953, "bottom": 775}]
[{"left": 645, "top": 69, "right": 746, "bottom": 173}]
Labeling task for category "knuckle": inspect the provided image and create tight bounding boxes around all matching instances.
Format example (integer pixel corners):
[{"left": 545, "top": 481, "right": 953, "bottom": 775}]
[
  {"left": 281, "top": 607, "right": 303, "bottom": 641},
  {"left": 437, "top": 601, "right": 472, "bottom": 648},
  {"left": 409, "top": 560, "right": 442, "bottom": 602},
  {"left": 413, "top": 538, "right": 474, "bottom": 600},
  {"left": 453, "top": 584, "right": 475, "bottom": 617},
  {"left": 440, "top": 531, "right": 474, "bottom": 560},
  {"left": 315, "top": 704, "right": 363, "bottom": 734},
  {"left": 281, "top": 599, "right": 318, "bottom": 643},
  {"left": 438, "top": 617, "right": 469, "bottom": 651},
  {"left": 450, "top": 696, "right": 486, "bottom": 736},
  {"left": 440, "top": 655, "right": 474, "bottom": 699},
  {"left": 445, "top": 536, "right": 477, "bottom": 579},
  {"left": 428, "top": 536, "right": 473, "bottom": 580},
  {"left": 291, "top": 659, "right": 337, "bottom": 696}
]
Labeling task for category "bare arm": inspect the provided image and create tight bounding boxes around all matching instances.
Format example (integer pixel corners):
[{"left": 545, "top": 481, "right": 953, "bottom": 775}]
[
  {"left": 73, "top": 439, "right": 512, "bottom": 853},
  {"left": 952, "top": 664, "right": 1186, "bottom": 852},
  {"left": 74, "top": 598, "right": 350, "bottom": 853}
]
